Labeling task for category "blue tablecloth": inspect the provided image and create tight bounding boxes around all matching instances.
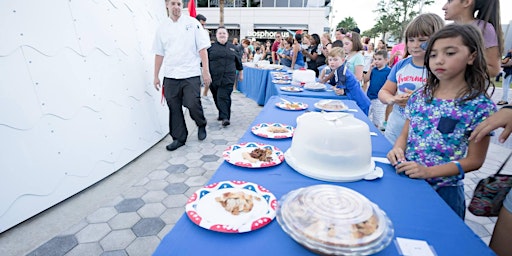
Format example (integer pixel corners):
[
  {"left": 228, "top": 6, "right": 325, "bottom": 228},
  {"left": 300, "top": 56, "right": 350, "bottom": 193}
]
[
  {"left": 153, "top": 96, "right": 494, "bottom": 256},
  {"left": 237, "top": 66, "right": 274, "bottom": 106}
]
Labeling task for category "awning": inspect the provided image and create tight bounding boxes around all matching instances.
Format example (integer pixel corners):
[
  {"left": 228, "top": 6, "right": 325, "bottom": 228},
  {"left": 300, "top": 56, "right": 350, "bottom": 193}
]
[{"left": 253, "top": 24, "right": 309, "bottom": 30}]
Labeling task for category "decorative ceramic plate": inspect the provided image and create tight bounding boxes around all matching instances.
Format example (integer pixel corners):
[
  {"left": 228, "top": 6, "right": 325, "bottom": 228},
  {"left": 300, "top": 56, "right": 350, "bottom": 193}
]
[
  {"left": 186, "top": 180, "right": 277, "bottom": 233},
  {"left": 279, "top": 86, "right": 303, "bottom": 92},
  {"left": 223, "top": 142, "right": 284, "bottom": 168},
  {"left": 304, "top": 83, "right": 327, "bottom": 91},
  {"left": 251, "top": 123, "right": 294, "bottom": 139},
  {"left": 273, "top": 79, "right": 292, "bottom": 84},
  {"left": 275, "top": 101, "right": 308, "bottom": 110},
  {"left": 314, "top": 100, "right": 349, "bottom": 112}
]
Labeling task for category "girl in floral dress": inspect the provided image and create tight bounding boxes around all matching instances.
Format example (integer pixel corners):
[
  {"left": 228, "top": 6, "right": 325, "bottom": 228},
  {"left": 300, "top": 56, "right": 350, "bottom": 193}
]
[{"left": 387, "top": 24, "right": 497, "bottom": 220}]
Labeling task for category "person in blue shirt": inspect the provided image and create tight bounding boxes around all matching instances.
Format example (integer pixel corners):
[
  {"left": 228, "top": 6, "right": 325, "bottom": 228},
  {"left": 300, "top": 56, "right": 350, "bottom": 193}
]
[
  {"left": 327, "top": 47, "right": 371, "bottom": 115},
  {"left": 363, "top": 50, "right": 391, "bottom": 129}
]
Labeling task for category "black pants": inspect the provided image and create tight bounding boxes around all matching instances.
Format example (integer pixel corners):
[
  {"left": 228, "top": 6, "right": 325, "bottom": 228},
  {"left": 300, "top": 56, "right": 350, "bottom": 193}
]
[
  {"left": 163, "top": 77, "right": 207, "bottom": 143},
  {"left": 209, "top": 83, "right": 234, "bottom": 121}
]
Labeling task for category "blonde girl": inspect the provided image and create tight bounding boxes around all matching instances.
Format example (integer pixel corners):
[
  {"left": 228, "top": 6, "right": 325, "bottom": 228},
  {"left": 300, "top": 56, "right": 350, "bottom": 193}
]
[
  {"left": 378, "top": 13, "right": 445, "bottom": 144},
  {"left": 388, "top": 24, "right": 496, "bottom": 219}
]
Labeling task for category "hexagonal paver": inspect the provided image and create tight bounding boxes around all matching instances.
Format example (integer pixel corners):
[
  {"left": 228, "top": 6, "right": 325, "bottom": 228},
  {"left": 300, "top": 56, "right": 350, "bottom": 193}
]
[
  {"left": 122, "top": 187, "right": 148, "bottom": 199},
  {"left": 141, "top": 190, "right": 168, "bottom": 203},
  {"left": 164, "top": 183, "right": 189, "bottom": 194},
  {"left": 185, "top": 152, "right": 203, "bottom": 160},
  {"left": 160, "top": 208, "right": 186, "bottom": 224},
  {"left": 101, "top": 250, "right": 129, "bottom": 256},
  {"left": 115, "top": 198, "right": 145, "bottom": 213},
  {"left": 27, "top": 235, "right": 78, "bottom": 256},
  {"left": 185, "top": 175, "right": 209, "bottom": 187},
  {"left": 100, "top": 229, "right": 136, "bottom": 251},
  {"left": 162, "top": 194, "right": 189, "bottom": 208},
  {"left": 108, "top": 212, "right": 141, "bottom": 230},
  {"left": 132, "top": 217, "right": 165, "bottom": 237},
  {"left": 126, "top": 236, "right": 161, "bottom": 256},
  {"left": 137, "top": 203, "right": 166, "bottom": 218},
  {"left": 75, "top": 223, "right": 111, "bottom": 243},
  {"left": 147, "top": 170, "right": 169, "bottom": 180},
  {"left": 185, "top": 167, "right": 206, "bottom": 176},
  {"left": 200, "top": 154, "right": 219, "bottom": 162},
  {"left": 143, "top": 180, "right": 169, "bottom": 191},
  {"left": 165, "top": 164, "right": 188, "bottom": 174},
  {"left": 211, "top": 139, "right": 228, "bottom": 145},
  {"left": 65, "top": 242, "right": 102, "bottom": 256},
  {"left": 184, "top": 159, "right": 203, "bottom": 168},
  {"left": 86, "top": 207, "right": 117, "bottom": 223}
]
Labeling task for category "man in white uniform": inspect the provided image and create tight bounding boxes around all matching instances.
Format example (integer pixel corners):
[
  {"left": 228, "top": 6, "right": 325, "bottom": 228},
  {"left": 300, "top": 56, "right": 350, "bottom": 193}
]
[{"left": 153, "top": 0, "right": 211, "bottom": 151}]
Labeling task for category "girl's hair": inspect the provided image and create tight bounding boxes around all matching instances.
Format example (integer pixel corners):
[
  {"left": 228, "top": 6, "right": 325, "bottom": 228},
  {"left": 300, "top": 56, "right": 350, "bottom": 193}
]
[
  {"left": 285, "top": 36, "right": 294, "bottom": 46},
  {"left": 424, "top": 23, "right": 494, "bottom": 103},
  {"left": 328, "top": 47, "right": 346, "bottom": 58},
  {"left": 378, "top": 39, "right": 387, "bottom": 50},
  {"left": 242, "top": 39, "right": 251, "bottom": 45},
  {"left": 294, "top": 33, "right": 302, "bottom": 44},
  {"left": 402, "top": 13, "right": 444, "bottom": 58},
  {"left": 311, "top": 34, "right": 320, "bottom": 45},
  {"left": 404, "top": 13, "right": 444, "bottom": 39},
  {"left": 473, "top": 0, "right": 504, "bottom": 55},
  {"left": 344, "top": 31, "right": 363, "bottom": 52}
]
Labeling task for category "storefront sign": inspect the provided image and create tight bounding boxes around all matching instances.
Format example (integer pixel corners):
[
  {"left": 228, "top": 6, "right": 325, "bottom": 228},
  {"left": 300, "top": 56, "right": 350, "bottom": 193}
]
[{"left": 247, "top": 30, "right": 291, "bottom": 39}]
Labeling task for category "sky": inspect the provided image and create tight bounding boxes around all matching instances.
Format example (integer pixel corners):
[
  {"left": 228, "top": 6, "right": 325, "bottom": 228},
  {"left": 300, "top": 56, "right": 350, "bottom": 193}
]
[{"left": 332, "top": 0, "right": 512, "bottom": 32}]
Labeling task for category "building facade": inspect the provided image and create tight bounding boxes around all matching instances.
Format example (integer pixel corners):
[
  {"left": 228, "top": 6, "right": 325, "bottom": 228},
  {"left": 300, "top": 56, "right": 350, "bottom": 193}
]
[{"left": 191, "top": 0, "right": 331, "bottom": 41}]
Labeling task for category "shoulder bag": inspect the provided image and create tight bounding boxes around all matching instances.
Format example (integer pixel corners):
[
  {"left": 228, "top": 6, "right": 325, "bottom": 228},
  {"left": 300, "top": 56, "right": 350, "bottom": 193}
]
[{"left": 468, "top": 151, "right": 512, "bottom": 217}]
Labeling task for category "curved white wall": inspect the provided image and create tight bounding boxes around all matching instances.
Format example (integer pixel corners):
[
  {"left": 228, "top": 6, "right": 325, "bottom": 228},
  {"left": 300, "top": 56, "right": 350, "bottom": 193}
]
[{"left": 0, "top": 0, "right": 168, "bottom": 232}]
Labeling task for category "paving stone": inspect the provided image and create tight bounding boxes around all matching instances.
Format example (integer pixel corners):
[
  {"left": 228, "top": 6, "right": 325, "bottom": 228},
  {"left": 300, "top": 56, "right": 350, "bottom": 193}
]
[
  {"left": 60, "top": 219, "right": 88, "bottom": 236},
  {"left": 167, "top": 156, "right": 187, "bottom": 164},
  {"left": 115, "top": 198, "right": 145, "bottom": 213},
  {"left": 65, "top": 242, "right": 102, "bottom": 256},
  {"left": 184, "top": 159, "right": 204, "bottom": 168},
  {"left": 126, "top": 236, "right": 161, "bottom": 256},
  {"left": 75, "top": 223, "right": 111, "bottom": 243},
  {"left": 137, "top": 203, "right": 166, "bottom": 218},
  {"left": 122, "top": 186, "right": 148, "bottom": 199},
  {"left": 143, "top": 180, "right": 169, "bottom": 191},
  {"left": 211, "top": 139, "right": 228, "bottom": 145},
  {"left": 132, "top": 218, "right": 165, "bottom": 237},
  {"left": 86, "top": 207, "right": 117, "bottom": 223},
  {"left": 164, "top": 183, "right": 189, "bottom": 194},
  {"left": 27, "top": 235, "right": 78, "bottom": 256},
  {"left": 185, "top": 152, "right": 203, "bottom": 160},
  {"left": 185, "top": 175, "right": 209, "bottom": 187},
  {"left": 101, "top": 250, "right": 128, "bottom": 256},
  {"left": 100, "top": 229, "right": 136, "bottom": 251},
  {"left": 141, "top": 190, "right": 168, "bottom": 203},
  {"left": 162, "top": 194, "right": 189, "bottom": 208},
  {"left": 165, "top": 173, "right": 189, "bottom": 183},
  {"left": 160, "top": 208, "right": 185, "bottom": 225},
  {"left": 108, "top": 212, "right": 141, "bottom": 230},
  {"left": 200, "top": 154, "right": 220, "bottom": 162},
  {"left": 199, "top": 147, "right": 217, "bottom": 155},
  {"left": 165, "top": 164, "right": 188, "bottom": 173},
  {"left": 157, "top": 224, "right": 175, "bottom": 240},
  {"left": 202, "top": 161, "right": 222, "bottom": 171},
  {"left": 465, "top": 219, "right": 492, "bottom": 238},
  {"left": 147, "top": 170, "right": 169, "bottom": 180},
  {"left": 185, "top": 167, "right": 206, "bottom": 176}
]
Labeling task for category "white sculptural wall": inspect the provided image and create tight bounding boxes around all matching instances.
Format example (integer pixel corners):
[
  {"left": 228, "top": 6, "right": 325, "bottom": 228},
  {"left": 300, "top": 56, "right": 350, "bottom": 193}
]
[{"left": 0, "top": 0, "right": 168, "bottom": 232}]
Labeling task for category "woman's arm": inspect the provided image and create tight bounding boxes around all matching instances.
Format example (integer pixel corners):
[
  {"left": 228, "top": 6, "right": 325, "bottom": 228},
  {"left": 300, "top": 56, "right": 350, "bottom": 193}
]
[
  {"left": 291, "top": 44, "right": 299, "bottom": 69},
  {"left": 378, "top": 80, "right": 398, "bottom": 104},
  {"left": 387, "top": 119, "right": 409, "bottom": 165},
  {"left": 354, "top": 64, "right": 364, "bottom": 82}
]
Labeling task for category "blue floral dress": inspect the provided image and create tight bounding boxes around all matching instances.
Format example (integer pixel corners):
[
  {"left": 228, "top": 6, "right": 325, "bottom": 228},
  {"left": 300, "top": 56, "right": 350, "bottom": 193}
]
[{"left": 404, "top": 88, "right": 496, "bottom": 189}]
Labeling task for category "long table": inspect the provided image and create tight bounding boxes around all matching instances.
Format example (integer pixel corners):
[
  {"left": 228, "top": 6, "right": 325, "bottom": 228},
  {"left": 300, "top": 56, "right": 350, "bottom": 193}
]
[
  {"left": 153, "top": 96, "right": 494, "bottom": 256},
  {"left": 237, "top": 65, "right": 274, "bottom": 106}
]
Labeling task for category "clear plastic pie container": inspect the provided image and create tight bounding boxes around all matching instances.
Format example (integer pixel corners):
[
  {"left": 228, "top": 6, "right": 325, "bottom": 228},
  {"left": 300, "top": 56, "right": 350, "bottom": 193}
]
[{"left": 276, "top": 185, "right": 394, "bottom": 255}]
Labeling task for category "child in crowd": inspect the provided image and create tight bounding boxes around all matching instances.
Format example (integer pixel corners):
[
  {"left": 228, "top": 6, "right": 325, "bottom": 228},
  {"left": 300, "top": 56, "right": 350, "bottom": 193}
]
[
  {"left": 442, "top": 0, "right": 503, "bottom": 77},
  {"left": 327, "top": 47, "right": 371, "bottom": 115},
  {"left": 363, "top": 50, "right": 391, "bottom": 130},
  {"left": 387, "top": 24, "right": 497, "bottom": 220},
  {"left": 378, "top": 13, "right": 445, "bottom": 144},
  {"left": 252, "top": 46, "right": 263, "bottom": 63},
  {"left": 342, "top": 31, "right": 365, "bottom": 84}
]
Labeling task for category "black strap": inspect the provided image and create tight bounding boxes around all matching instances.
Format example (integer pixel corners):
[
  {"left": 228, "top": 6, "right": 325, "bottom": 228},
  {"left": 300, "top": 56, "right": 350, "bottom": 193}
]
[{"left": 496, "top": 151, "right": 512, "bottom": 175}]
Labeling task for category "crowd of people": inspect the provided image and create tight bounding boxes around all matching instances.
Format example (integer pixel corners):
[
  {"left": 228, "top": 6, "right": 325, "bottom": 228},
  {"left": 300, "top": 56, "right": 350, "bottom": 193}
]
[{"left": 153, "top": 1, "right": 511, "bottom": 254}]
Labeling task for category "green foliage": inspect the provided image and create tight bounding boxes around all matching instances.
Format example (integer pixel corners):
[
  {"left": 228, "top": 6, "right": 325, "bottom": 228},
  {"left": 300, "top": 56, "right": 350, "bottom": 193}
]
[
  {"left": 366, "top": 0, "right": 434, "bottom": 43},
  {"left": 336, "top": 17, "right": 358, "bottom": 32}
]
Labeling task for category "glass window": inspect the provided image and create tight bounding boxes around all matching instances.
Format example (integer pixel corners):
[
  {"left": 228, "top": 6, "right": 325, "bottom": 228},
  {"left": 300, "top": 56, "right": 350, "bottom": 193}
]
[
  {"left": 290, "top": 0, "right": 303, "bottom": 7},
  {"left": 276, "top": 0, "right": 288, "bottom": 7},
  {"left": 261, "top": 0, "right": 275, "bottom": 7}
]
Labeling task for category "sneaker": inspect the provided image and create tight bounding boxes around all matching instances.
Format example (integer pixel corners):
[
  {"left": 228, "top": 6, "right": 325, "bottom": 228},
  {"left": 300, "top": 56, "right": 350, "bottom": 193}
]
[
  {"left": 497, "top": 100, "right": 509, "bottom": 105},
  {"left": 198, "top": 125, "right": 207, "bottom": 140}
]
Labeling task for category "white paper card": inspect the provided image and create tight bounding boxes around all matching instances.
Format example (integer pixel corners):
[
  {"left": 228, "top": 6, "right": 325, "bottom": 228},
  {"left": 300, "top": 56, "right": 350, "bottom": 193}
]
[{"left": 396, "top": 237, "right": 435, "bottom": 256}]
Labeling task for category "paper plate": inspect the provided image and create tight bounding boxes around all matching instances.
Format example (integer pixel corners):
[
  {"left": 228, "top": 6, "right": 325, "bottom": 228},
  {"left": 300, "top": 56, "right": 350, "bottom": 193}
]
[
  {"left": 251, "top": 123, "right": 294, "bottom": 139},
  {"left": 186, "top": 180, "right": 277, "bottom": 233},
  {"left": 275, "top": 101, "right": 308, "bottom": 111},
  {"left": 314, "top": 99, "right": 349, "bottom": 112},
  {"left": 223, "top": 142, "right": 284, "bottom": 168},
  {"left": 279, "top": 86, "right": 303, "bottom": 92}
]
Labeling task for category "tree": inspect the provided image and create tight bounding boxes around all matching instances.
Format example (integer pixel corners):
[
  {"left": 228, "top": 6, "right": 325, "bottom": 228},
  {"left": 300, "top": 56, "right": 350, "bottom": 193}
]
[
  {"left": 336, "top": 17, "right": 358, "bottom": 32},
  {"left": 371, "top": 0, "right": 434, "bottom": 43},
  {"left": 220, "top": 0, "right": 224, "bottom": 26}
]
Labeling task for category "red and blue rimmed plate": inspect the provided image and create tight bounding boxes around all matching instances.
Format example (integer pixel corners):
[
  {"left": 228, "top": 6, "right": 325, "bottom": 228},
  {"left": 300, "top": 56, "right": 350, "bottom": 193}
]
[
  {"left": 251, "top": 123, "right": 294, "bottom": 139},
  {"left": 223, "top": 142, "right": 284, "bottom": 168},
  {"left": 186, "top": 180, "right": 277, "bottom": 233}
]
